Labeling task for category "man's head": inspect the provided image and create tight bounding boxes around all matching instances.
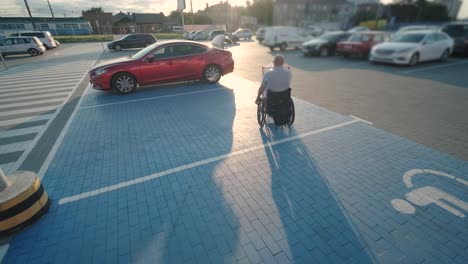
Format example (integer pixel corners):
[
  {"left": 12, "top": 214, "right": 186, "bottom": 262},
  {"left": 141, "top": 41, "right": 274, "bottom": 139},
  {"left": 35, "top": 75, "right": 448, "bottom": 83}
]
[{"left": 273, "top": 55, "right": 285, "bottom": 67}]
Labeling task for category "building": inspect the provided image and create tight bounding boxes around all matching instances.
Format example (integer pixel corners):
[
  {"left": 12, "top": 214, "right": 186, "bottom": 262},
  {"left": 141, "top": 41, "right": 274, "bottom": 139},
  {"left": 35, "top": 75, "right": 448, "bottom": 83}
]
[
  {"left": 81, "top": 11, "right": 113, "bottom": 34},
  {"left": 434, "top": 0, "right": 462, "bottom": 19},
  {"left": 112, "top": 12, "right": 177, "bottom": 34},
  {"left": 0, "top": 17, "right": 92, "bottom": 36},
  {"left": 273, "top": 0, "right": 354, "bottom": 28}
]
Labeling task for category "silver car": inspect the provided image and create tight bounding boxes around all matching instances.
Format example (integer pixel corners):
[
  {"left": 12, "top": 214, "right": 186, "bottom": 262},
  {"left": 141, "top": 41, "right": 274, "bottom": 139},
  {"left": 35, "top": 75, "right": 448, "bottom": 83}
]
[{"left": 0, "top": 36, "right": 46, "bottom": 57}]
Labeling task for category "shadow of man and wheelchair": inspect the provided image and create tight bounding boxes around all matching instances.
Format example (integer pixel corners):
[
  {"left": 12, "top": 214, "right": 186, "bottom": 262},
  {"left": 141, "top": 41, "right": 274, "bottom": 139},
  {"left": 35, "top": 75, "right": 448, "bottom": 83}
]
[{"left": 259, "top": 125, "right": 374, "bottom": 262}]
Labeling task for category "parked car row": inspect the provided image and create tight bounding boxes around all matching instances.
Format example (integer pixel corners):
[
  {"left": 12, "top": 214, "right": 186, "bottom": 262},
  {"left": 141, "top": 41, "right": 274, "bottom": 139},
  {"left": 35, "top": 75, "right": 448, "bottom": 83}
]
[
  {"left": 259, "top": 22, "right": 467, "bottom": 58},
  {"left": 301, "top": 30, "right": 455, "bottom": 66},
  {"left": 183, "top": 29, "right": 253, "bottom": 43},
  {"left": 0, "top": 31, "right": 59, "bottom": 57}
]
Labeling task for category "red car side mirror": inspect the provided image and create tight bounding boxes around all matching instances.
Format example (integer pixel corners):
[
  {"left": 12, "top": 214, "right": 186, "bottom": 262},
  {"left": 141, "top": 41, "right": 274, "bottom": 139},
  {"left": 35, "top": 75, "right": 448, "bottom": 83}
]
[{"left": 147, "top": 56, "right": 154, "bottom": 63}]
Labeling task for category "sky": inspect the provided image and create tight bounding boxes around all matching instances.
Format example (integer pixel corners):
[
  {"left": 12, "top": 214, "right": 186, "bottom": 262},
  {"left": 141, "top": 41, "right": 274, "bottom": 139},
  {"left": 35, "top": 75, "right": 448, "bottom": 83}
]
[{"left": 0, "top": 0, "right": 467, "bottom": 19}]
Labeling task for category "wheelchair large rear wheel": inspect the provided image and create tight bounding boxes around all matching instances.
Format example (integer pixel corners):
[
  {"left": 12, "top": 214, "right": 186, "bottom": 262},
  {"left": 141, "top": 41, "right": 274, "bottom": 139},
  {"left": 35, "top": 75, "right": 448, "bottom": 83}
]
[
  {"left": 257, "top": 100, "right": 266, "bottom": 128},
  {"left": 288, "top": 99, "right": 295, "bottom": 126}
]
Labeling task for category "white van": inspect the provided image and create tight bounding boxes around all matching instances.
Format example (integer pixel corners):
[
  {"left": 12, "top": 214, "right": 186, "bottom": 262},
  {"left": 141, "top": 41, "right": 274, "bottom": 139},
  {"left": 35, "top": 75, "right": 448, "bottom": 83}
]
[
  {"left": 263, "top": 26, "right": 311, "bottom": 51},
  {"left": 9, "top": 31, "right": 57, "bottom": 49}
]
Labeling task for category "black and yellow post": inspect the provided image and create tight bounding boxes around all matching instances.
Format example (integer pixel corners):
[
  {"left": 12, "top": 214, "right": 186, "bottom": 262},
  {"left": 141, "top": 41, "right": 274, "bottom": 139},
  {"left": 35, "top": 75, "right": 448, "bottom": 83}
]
[{"left": 0, "top": 169, "right": 50, "bottom": 237}]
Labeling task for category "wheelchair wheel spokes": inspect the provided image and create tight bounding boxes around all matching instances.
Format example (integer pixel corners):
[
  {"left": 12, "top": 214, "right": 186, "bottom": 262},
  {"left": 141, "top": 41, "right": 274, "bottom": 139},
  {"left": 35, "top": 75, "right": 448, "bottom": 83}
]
[
  {"left": 288, "top": 99, "right": 295, "bottom": 126},
  {"left": 257, "top": 101, "right": 266, "bottom": 128}
]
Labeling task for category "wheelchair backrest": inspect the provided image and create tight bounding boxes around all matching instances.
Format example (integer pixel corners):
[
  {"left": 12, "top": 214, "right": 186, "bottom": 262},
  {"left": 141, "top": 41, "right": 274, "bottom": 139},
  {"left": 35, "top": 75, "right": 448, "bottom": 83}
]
[{"left": 267, "top": 88, "right": 291, "bottom": 105}]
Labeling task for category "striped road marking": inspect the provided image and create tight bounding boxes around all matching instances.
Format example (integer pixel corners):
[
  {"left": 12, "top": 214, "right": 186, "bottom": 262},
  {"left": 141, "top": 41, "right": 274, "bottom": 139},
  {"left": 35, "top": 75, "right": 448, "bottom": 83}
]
[{"left": 0, "top": 50, "right": 100, "bottom": 174}]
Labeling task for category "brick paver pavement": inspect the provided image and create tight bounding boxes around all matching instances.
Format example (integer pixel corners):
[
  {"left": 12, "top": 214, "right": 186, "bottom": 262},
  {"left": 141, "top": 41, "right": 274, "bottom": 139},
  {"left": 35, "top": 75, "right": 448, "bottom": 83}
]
[{"left": 3, "top": 75, "right": 467, "bottom": 263}]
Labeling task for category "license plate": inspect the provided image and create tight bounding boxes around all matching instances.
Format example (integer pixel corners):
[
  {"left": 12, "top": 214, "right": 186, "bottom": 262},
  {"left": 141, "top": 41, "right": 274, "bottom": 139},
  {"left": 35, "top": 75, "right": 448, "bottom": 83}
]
[{"left": 344, "top": 45, "right": 352, "bottom": 50}]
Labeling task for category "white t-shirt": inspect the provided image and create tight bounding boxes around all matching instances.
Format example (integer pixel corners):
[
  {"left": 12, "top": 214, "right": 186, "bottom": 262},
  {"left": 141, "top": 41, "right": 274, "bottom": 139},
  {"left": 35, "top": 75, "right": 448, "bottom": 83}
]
[
  {"left": 212, "top": 35, "right": 225, "bottom": 48},
  {"left": 261, "top": 66, "right": 292, "bottom": 93}
]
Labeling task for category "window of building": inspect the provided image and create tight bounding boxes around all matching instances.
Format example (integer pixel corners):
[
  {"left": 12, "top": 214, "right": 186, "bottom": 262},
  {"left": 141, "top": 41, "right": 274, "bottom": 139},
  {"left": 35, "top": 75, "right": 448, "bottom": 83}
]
[
  {"left": 39, "top": 24, "right": 49, "bottom": 30},
  {"left": 16, "top": 24, "right": 25, "bottom": 29},
  {"left": 56, "top": 24, "right": 64, "bottom": 29}
]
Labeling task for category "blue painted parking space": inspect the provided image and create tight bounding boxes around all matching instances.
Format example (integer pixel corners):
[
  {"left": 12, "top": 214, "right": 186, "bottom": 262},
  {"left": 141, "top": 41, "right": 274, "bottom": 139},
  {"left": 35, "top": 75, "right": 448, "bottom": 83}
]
[{"left": 3, "top": 75, "right": 467, "bottom": 263}]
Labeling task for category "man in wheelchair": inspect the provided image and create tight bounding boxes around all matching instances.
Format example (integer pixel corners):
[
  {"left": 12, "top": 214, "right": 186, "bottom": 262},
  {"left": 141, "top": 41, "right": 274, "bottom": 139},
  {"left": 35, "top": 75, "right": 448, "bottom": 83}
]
[{"left": 255, "top": 55, "right": 294, "bottom": 127}]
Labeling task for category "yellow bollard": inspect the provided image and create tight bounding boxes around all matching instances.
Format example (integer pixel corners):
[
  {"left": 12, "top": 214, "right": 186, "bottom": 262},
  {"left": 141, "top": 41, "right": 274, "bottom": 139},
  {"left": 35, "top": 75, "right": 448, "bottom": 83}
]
[{"left": 0, "top": 170, "right": 50, "bottom": 237}]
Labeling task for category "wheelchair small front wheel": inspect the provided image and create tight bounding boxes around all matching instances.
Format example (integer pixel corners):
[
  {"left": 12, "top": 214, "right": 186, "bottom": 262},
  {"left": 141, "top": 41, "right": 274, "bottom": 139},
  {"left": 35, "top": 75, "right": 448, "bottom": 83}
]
[
  {"left": 257, "top": 100, "right": 266, "bottom": 128},
  {"left": 288, "top": 99, "right": 295, "bottom": 126}
]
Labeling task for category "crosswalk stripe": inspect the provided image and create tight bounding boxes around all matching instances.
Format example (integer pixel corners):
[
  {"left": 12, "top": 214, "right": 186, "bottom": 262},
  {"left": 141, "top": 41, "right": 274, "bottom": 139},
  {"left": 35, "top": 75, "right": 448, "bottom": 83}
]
[
  {"left": 0, "top": 126, "right": 43, "bottom": 139},
  {"left": 4, "top": 65, "right": 90, "bottom": 77},
  {"left": 0, "top": 92, "right": 69, "bottom": 103},
  {"left": 0, "top": 162, "right": 17, "bottom": 171},
  {"left": 0, "top": 76, "right": 83, "bottom": 88},
  {"left": 0, "top": 73, "right": 82, "bottom": 83},
  {"left": 0, "top": 83, "right": 74, "bottom": 93},
  {"left": 5, "top": 64, "right": 93, "bottom": 73},
  {"left": 0, "top": 67, "right": 92, "bottom": 79},
  {"left": 0, "top": 142, "right": 29, "bottom": 154},
  {"left": 0, "top": 78, "right": 82, "bottom": 90},
  {"left": 0, "top": 114, "right": 53, "bottom": 127},
  {"left": 0, "top": 105, "right": 58, "bottom": 118},
  {"left": 0, "top": 99, "right": 63, "bottom": 110},
  {"left": 0, "top": 70, "right": 88, "bottom": 80},
  {"left": 0, "top": 87, "right": 73, "bottom": 98}
]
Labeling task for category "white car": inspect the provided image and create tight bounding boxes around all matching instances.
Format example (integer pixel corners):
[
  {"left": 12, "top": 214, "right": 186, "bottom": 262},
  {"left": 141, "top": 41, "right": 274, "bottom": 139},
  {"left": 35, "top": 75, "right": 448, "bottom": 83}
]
[
  {"left": 190, "top": 31, "right": 208, "bottom": 40},
  {"left": 348, "top": 26, "right": 370, "bottom": 33},
  {"left": 256, "top": 27, "right": 266, "bottom": 43},
  {"left": 184, "top": 31, "right": 197, "bottom": 39},
  {"left": 9, "top": 31, "right": 57, "bottom": 49},
  {"left": 370, "top": 30, "right": 454, "bottom": 66},
  {"left": 0, "top": 36, "right": 46, "bottom": 57},
  {"left": 232, "top": 28, "right": 252, "bottom": 40},
  {"left": 394, "top": 25, "right": 440, "bottom": 36}
]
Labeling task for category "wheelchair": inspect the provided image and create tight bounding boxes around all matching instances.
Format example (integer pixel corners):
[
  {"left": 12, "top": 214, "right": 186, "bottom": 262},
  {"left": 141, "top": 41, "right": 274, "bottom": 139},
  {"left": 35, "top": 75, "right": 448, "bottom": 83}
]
[{"left": 257, "top": 88, "right": 295, "bottom": 128}]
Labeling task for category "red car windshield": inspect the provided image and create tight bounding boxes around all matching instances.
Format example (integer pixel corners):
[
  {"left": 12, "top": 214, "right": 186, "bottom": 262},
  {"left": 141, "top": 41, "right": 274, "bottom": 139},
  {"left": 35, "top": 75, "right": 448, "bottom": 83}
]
[{"left": 132, "top": 43, "right": 159, "bottom": 60}]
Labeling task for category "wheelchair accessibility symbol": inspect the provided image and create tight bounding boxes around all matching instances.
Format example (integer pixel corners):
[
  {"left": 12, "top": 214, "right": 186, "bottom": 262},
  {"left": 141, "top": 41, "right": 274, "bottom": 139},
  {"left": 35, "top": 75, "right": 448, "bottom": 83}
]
[{"left": 391, "top": 169, "right": 468, "bottom": 218}]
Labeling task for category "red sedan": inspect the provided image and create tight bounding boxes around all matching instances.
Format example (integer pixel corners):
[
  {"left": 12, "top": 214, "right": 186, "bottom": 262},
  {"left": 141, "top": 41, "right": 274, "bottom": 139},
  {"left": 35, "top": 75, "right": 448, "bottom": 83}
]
[
  {"left": 89, "top": 40, "right": 234, "bottom": 94},
  {"left": 337, "top": 32, "right": 388, "bottom": 59}
]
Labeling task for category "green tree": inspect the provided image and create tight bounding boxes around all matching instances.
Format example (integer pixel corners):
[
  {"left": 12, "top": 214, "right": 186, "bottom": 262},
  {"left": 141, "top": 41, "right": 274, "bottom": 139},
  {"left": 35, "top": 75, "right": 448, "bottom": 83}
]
[
  {"left": 351, "top": 10, "right": 376, "bottom": 26},
  {"left": 82, "top": 7, "right": 104, "bottom": 13}
]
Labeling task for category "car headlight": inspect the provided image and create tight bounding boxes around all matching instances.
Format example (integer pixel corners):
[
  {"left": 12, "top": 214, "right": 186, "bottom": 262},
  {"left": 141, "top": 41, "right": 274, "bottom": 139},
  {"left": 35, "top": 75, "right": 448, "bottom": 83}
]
[
  {"left": 95, "top": 68, "right": 107, "bottom": 76},
  {"left": 396, "top": 48, "right": 414, "bottom": 54}
]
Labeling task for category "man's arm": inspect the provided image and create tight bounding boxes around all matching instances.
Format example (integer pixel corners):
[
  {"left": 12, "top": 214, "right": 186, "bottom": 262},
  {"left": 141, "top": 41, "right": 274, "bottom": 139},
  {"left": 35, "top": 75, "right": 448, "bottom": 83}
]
[{"left": 255, "top": 84, "right": 266, "bottom": 104}]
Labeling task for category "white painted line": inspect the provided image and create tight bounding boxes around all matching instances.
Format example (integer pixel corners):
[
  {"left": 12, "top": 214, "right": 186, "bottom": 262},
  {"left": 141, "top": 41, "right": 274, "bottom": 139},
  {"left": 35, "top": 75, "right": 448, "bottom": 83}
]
[
  {"left": 11, "top": 60, "right": 99, "bottom": 174},
  {"left": 455, "top": 177, "right": 468, "bottom": 186},
  {"left": 0, "top": 79, "right": 82, "bottom": 90},
  {"left": 349, "top": 115, "right": 373, "bottom": 125},
  {"left": 58, "top": 118, "right": 363, "bottom": 205},
  {"left": 0, "top": 105, "right": 58, "bottom": 118},
  {"left": 0, "top": 142, "right": 28, "bottom": 154},
  {"left": 3, "top": 66, "right": 91, "bottom": 74},
  {"left": 0, "top": 77, "right": 83, "bottom": 89},
  {"left": 0, "top": 71, "right": 86, "bottom": 81},
  {"left": 0, "top": 126, "right": 42, "bottom": 139},
  {"left": 0, "top": 92, "right": 69, "bottom": 103},
  {"left": 0, "top": 71, "right": 81, "bottom": 81},
  {"left": 401, "top": 61, "right": 468, "bottom": 74},
  {"left": 80, "top": 88, "right": 228, "bottom": 109},
  {"left": 0, "top": 83, "right": 71, "bottom": 93},
  {"left": 0, "top": 244, "right": 9, "bottom": 261},
  {"left": 0, "top": 87, "right": 73, "bottom": 97},
  {"left": 38, "top": 85, "right": 92, "bottom": 178},
  {"left": 0, "top": 99, "right": 63, "bottom": 110},
  {"left": 0, "top": 114, "right": 53, "bottom": 127}
]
